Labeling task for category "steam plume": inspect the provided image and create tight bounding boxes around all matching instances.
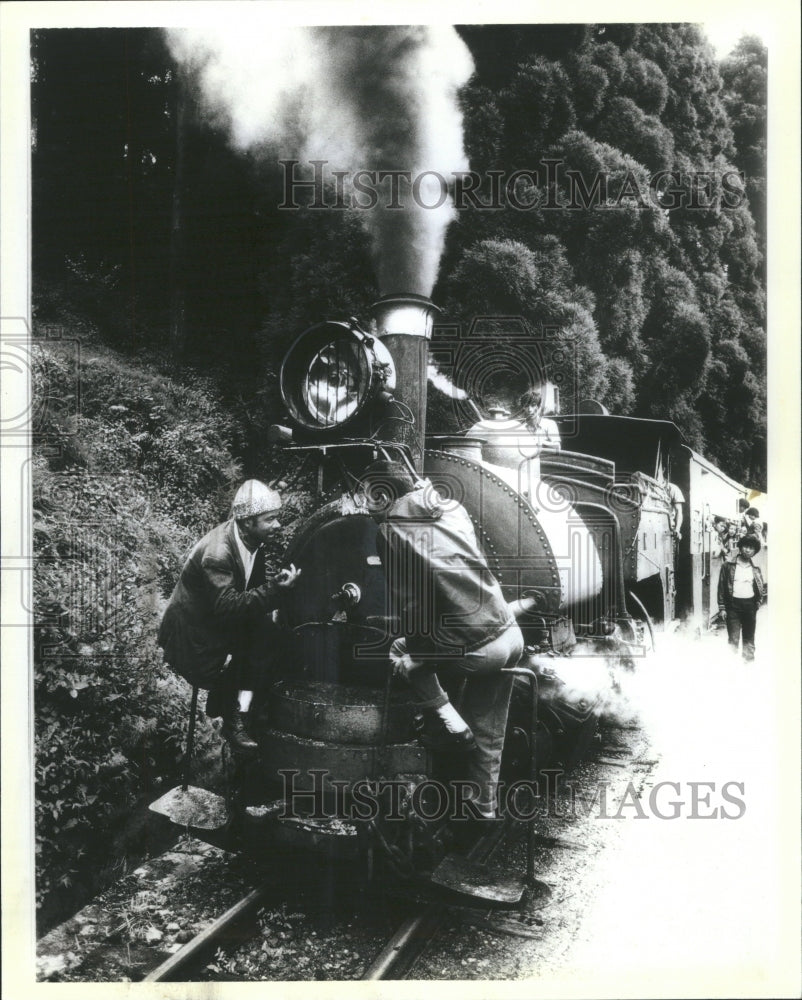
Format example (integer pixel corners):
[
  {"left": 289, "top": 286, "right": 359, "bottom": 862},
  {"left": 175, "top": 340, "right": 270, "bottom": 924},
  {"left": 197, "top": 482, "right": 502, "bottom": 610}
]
[
  {"left": 166, "top": 24, "right": 474, "bottom": 295},
  {"left": 427, "top": 362, "right": 469, "bottom": 399}
]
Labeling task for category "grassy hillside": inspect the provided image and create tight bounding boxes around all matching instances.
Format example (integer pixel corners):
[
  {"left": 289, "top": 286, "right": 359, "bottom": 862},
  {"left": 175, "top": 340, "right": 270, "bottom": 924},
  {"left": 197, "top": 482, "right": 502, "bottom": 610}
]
[{"left": 32, "top": 313, "right": 247, "bottom": 924}]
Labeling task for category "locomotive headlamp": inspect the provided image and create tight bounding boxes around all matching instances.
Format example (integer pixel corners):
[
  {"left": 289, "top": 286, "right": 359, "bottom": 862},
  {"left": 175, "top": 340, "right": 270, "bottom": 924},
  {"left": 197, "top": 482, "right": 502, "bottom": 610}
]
[{"left": 280, "top": 320, "right": 396, "bottom": 434}]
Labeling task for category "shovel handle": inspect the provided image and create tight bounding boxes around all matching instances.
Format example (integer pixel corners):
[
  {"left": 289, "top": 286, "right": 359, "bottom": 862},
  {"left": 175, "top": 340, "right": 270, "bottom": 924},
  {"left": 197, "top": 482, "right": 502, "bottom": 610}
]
[{"left": 182, "top": 686, "right": 199, "bottom": 792}]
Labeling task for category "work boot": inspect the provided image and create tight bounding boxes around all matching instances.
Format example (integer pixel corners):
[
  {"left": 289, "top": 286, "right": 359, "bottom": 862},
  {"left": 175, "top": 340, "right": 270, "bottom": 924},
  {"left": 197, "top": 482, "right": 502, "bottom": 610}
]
[
  {"left": 415, "top": 704, "right": 476, "bottom": 752},
  {"left": 221, "top": 711, "right": 258, "bottom": 755}
]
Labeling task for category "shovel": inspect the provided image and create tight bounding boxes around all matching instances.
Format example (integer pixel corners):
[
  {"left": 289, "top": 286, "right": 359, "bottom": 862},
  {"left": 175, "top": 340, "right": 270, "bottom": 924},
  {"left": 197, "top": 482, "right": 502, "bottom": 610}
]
[{"left": 149, "top": 685, "right": 229, "bottom": 830}]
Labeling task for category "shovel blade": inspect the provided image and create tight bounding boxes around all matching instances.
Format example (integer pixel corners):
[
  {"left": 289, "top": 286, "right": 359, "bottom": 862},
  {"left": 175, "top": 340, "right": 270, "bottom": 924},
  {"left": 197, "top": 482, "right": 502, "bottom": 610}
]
[
  {"left": 149, "top": 785, "right": 229, "bottom": 830},
  {"left": 430, "top": 853, "right": 526, "bottom": 907}
]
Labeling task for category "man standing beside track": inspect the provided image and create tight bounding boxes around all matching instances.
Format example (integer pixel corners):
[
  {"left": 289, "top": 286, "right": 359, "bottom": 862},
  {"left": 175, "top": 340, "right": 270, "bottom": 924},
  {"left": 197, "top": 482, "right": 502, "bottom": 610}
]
[
  {"left": 158, "top": 479, "right": 301, "bottom": 753},
  {"left": 363, "top": 460, "right": 525, "bottom": 824}
]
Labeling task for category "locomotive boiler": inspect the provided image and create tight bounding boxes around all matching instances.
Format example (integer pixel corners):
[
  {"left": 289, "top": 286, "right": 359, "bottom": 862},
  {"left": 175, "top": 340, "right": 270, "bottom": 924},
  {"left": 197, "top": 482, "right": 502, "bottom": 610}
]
[{"left": 218, "top": 293, "right": 655, "bottom": 895}]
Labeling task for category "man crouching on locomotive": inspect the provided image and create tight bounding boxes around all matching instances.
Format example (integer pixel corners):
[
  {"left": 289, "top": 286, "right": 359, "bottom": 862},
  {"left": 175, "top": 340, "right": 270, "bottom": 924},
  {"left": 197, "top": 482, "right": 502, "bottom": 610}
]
[
  {"left": 158, "top": 480, "right": 301, "bottom": 753},
  {"left": 363, "top": 460, "right": 526, "bottom": 826}
]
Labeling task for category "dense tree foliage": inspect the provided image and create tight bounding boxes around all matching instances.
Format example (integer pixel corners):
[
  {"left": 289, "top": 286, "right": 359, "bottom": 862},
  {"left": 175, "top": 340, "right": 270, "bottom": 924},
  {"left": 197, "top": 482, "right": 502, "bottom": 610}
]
[
  {"left": 32, "top": 22, "right": 766, "bottom": 485},
  {"left": 443, "top": 23, "right": 765, "bottom": 485},
  {"left": 720, "top": 36, "right": 767, "bottom": 273}
]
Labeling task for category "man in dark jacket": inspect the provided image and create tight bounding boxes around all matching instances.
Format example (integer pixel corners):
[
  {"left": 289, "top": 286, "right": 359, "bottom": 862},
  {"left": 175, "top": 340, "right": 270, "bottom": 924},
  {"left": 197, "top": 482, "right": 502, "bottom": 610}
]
[
  {"left": 158, "top": 480, "right": 300, "bottom": 752},
  {"left": 717, "top": 534, "right": 765, "bottom": 661},
  {"left": 365, "top": 460, "right": 525, "bottom": 821}
]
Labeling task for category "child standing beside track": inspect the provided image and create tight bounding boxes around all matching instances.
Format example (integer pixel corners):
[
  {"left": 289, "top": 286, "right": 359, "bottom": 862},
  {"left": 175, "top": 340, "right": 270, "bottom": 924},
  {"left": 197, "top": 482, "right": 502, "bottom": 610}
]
[{"left": 717, "top": 534, "right": 765, "bottom": 661}]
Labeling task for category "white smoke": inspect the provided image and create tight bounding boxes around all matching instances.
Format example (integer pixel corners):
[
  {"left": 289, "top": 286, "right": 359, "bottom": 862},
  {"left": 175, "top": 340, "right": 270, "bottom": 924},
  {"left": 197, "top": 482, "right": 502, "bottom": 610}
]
[
  {"left": 427, "top": 362, "right": 468, "bottom": 399},
  {"left": 166, "top": 24, "right": 474, "bottom": 296}
]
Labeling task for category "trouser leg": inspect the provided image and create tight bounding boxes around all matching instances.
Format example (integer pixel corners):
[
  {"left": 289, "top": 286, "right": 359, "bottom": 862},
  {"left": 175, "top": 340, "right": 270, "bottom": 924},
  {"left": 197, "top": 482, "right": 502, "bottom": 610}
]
[
  {"left": 239, "top": 614, "right": 279, "bottom": 692},
  {"left": 458, "top": 625, "right": 524, "bottom": 815},
  {"left": 206, "top": 660, "right": 238, "bottom": 718},
  {"left": 204, "top": 629, "right": 264, "bottom": 719},
  {"left": 234, "top": 614, "right": 286, "bottom": 711},
  {"left": 404, "top": 666, "right": 450, "bottom": 710},
  {"left": 735, "top": 599, "right": 757, "bottom": 660},
  {"left": 725, "top": 604, "right": 742, "bottom": 653},
  {"left": 402, "top": 625, "right": 523, "bottom": 810},
  {"left": 462, "top": 669, "right": 515, "bottom": 814}
]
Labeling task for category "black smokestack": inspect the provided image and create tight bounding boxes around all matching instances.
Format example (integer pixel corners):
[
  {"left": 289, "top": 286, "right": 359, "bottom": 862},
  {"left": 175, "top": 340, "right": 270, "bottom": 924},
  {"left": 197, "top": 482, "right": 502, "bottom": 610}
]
[{"left": 371, "top": 293, "right": 439, "bottom": 469}]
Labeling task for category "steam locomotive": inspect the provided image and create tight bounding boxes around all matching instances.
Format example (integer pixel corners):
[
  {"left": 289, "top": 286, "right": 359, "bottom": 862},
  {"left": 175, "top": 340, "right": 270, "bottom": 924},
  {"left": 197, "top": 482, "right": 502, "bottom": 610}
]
[{"left": 190, "top": 294, "right": 753, "bottom": 902}]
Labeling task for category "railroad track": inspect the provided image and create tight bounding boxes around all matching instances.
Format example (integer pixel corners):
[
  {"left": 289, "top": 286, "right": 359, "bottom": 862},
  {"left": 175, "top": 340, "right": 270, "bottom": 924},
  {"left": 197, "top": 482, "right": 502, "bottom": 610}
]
[
  {"left": 135, "top": 827, "right": 519, "bottom": 981},
  {"left": 154, "top": 767, "right": 650, "bottom": 980},
  {"left": 143, "top": 882, "right": 271, "bottom": 982},
  {"left": 39, "top": 724, "right": 652, "bottom": 983},
  {"left": 361, "top": 723, "right": 657, "bottom": 980},
  {"left": 142, "top": 820, "right": 521, "bottom": 982},
  {"left": 361, "top": 816, "right": 513, "bottom": 980},
  {"left": 135, "top": 831, "right": 512, "bottom": 982},
  {"left": 361, "top": 903, "right": 448, "bottom": 980}
]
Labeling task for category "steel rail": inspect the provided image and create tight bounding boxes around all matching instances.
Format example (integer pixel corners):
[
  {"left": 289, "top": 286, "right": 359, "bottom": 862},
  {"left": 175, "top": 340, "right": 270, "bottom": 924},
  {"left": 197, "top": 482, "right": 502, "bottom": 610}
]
[
  {"left": 142, "top": 882, "right": 270, "bottom": 982},
  {"left": 361, "top": 816, "right": 510, "bottom": 980},
  {"left": 360, "top": 903, "right": 447, "bottom": 980}
]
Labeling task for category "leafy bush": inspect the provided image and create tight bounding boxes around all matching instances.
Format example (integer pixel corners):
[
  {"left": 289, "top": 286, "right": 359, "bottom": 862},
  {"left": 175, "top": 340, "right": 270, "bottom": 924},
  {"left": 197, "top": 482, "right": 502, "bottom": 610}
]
[{"left": 32, "top": 331, "right": 244, "bottom": 914}]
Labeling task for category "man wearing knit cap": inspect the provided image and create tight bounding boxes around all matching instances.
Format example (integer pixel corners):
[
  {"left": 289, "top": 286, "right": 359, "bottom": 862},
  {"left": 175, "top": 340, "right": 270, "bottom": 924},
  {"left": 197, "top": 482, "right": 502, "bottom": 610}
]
[{"left": 158, "top": 479, "right": 301, "bottom": 753}]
